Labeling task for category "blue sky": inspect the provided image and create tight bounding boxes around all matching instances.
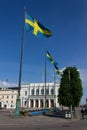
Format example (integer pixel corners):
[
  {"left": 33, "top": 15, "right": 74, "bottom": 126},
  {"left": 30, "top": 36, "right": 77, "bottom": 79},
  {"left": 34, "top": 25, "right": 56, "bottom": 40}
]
[{"left": 0, "top": 0, "right": 87, "bottom": 104}]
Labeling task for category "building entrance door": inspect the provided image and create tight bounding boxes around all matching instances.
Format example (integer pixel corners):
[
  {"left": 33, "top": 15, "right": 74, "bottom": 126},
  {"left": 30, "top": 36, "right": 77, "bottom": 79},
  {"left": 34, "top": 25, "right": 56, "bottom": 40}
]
[
  {"left": 46, "top": 100, "right": 49, "bottom": 108},
  {"left": 40, "top": 100, "right": 43, "bottom": 108},
  {"left": 31, "top": 100, "right": 33, "bottom": 108},
  {"left": 35, "top": 100, "right": 38, "bottom": 107},
  {"left": 51, "top": 100, "right": 54, "bottom": 107}
]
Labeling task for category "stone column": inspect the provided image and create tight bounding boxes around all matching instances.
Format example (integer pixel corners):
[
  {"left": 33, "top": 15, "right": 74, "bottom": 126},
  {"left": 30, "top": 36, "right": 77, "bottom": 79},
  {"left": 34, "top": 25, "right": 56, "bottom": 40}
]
[
  {"left": 38, "top": 99, "right": 40, "bottom": 108},
  {"left": 33, "top": 99, "right": 35, "bottom": 108},
  {"left": 49, "top": 99, "right": 51, "bottom": 108},
  {"left": 28, "top": 99, "right": 30, "bottom": 108}
]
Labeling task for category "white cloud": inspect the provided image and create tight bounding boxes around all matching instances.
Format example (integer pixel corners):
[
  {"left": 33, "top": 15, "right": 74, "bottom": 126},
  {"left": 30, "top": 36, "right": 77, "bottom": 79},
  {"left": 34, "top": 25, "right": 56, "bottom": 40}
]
[
  {"left": 0, "top": 80, "right": 17, "bottom": 88},
  {"left": 80, "top": 69, "right": 87, "bottom": 104},
  {"left": 80, "top": 69, "right": 87, "bottom": 87}
]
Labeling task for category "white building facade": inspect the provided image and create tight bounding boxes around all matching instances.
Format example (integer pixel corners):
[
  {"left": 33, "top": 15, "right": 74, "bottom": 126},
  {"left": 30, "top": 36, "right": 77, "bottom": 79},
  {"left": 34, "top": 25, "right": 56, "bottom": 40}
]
[
  {"left": 0, "top": 88, "right": 18, "bottom": 109},
  {"left": 20, "top": 82, "right": 60, "bottom": 109}
]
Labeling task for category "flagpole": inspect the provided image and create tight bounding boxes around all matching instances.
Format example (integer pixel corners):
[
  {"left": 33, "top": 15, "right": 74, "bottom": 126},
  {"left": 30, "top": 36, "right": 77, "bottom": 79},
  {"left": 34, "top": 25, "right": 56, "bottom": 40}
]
[
  {"left": 54, "top": 67, "right": 56, "bottom": 108},
  {"left": 44, "top": 50, "right": 47, "bottom": 109},
  {"left": 15, "top": 6, "right": 26, "bottom": 116},
  {"left": 18, "top": 6, "right": 26, "bottom": 96}
]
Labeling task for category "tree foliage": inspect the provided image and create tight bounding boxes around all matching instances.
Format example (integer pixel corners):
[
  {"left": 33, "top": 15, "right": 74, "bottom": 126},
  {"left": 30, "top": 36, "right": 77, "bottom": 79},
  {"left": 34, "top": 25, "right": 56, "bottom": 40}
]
[{"left": 58, "top": 66, "right": 83, "bottom": 108}]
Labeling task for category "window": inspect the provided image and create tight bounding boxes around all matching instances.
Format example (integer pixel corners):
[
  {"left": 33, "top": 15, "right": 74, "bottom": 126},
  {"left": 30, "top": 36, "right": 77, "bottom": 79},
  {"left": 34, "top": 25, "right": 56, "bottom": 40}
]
[
  {"left": 41, "top": 89, "right": 44, "bottom": 95},
  {"left": 11, "top": 105, "right": 13, "bottom": 107},
  {"left": 7, "top": 95, "right": 9, "bottom": 99},
  {"left": 51, "top": 89, "right": 54, "bottom": 95},
  {"left": 46, "top": 89, "right": 49, "bottom": 95},
  {"left": 24, "top": 101, "right": 27, "bottom": 106},
  {"left": 36, "top": 89, "right": 39, "bottom": 95},
  {"left": 31, "top": 89, "right": 34, "bottom": 95},
  {"left": 11, "top": 95, "right": 14, "bottom": 98},
  {"left": 25, "top": 91, "right": 27, "bottom": 96}
]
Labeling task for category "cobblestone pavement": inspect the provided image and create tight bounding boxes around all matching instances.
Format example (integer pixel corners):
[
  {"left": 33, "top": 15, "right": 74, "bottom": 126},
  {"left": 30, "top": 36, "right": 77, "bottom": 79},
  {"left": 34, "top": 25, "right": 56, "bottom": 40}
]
[
  {"left": 0, "top": 109, "right": 85, "bottom": 130},
  {"left": 0, "top": 109, "right": 79, "bottom": 126}
]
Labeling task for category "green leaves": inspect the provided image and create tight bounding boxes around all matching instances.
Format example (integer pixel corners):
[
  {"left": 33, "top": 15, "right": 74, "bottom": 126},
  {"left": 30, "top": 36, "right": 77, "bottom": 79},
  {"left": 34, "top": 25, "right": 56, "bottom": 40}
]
[{"left": 58, "top": 66, "right": 83, "bottom": 107}]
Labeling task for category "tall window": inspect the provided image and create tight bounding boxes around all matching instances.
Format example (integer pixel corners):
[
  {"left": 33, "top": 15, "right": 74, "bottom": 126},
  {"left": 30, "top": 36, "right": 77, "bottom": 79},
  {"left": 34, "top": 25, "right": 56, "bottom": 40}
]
[
  {"left": 24, "top": 101, "right": 27, "bottom": 106},
  {"left": 46, "top": 89, "right": 49, "bottom": 95},
  {"left": 25, "top": 91, "right": 27, "bottom": 96},
  {"left": 31, "top": 89, "right": 34, "bottom": 95},
  {"left": 7, "top": 95, "right": 9, "bottom": 99},
  {"left": 11, "top": 95, "right": 14, "bottom": 98},
  {"left": 36, "top": 89, "right": 39, "bottom": 95},
  {"left": 51, "top": 89, "right": 54, "bottom": 95},
  {"left": 41, "top": 89, "right": 44, "bottom": 95}
]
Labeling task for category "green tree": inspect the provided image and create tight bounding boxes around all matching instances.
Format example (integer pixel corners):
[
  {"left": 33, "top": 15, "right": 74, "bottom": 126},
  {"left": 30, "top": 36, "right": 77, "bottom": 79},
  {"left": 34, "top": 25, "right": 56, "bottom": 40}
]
[{"left": 58, "top": 66, "right": 83, "bottom": 108}]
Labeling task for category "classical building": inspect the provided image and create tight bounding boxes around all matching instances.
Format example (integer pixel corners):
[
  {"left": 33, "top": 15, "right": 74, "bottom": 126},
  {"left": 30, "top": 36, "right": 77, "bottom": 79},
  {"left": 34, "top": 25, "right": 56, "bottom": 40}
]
[
  {"left": 20, "top": 82, "right": 60, "bottom": 109},
  {"left": 0, "top": 82, "right": 60, "bottom": 109},
  {"left": 0, "top": 87, "right": 18, "bottom": 109}
]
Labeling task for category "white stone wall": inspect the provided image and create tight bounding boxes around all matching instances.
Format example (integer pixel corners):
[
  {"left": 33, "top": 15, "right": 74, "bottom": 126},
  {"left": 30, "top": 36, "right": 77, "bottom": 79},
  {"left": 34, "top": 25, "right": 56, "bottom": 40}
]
[
  {"left": 0, "top": 88, "right": 18, "bottom": 109},
  {"left": 20, "top": 82, "right": 60, "bottom": 109}
]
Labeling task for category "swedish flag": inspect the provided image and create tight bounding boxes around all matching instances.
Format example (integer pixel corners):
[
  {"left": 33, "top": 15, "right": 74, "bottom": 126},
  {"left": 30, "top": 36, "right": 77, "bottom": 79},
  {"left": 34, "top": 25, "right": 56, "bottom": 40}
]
[
  {"left": 46, "top": 51, "right": 54, "bottom": 63},
  {"left": 25, "top": 12, "right": 52, "bottom": 38},
  {"left": 54, "top": 64, "right": 62, "bottom": 76}
]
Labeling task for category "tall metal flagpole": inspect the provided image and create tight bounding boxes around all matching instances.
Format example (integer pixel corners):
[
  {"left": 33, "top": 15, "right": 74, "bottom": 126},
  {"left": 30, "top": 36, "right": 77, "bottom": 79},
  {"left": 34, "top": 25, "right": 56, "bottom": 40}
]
[
  {"left": 15, "top": 7, "right": 26, "bottom": 116},
  {"left": 54, "top": 67, "right": 56, "bottom": 108},
  {"left": 44, "top": 50, "right": 47, "bottom": 109}
]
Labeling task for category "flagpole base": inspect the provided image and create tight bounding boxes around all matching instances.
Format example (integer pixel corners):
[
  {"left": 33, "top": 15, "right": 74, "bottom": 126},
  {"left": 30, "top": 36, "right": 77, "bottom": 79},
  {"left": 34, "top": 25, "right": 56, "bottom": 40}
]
[{"left": 15, "top": 96, "right": 21, "bottom": 116}]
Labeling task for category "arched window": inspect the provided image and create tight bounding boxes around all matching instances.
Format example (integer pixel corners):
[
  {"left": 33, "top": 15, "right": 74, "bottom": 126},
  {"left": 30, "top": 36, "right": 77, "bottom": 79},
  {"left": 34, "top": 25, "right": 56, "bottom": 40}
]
[
  {"left": 46, "top": 89, "right": 49, "bottom": 95},
  {"left": 25, "top": 91, "right": 27, "bottom": 96},
  {"left": 31, "top": 89, "right": 34, "bottom": 95},
  {"left": 24, "top": 101, "right": 27, "bottom": 106},
  {"left": 51, "top": 89, "right": 54, "bottom": 95},
  {"left": 41, "top": 89, "right": 44, "bottom": 95},
  {"left": 36, "top": 89, "right": 39, "bottom": 95}
]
